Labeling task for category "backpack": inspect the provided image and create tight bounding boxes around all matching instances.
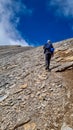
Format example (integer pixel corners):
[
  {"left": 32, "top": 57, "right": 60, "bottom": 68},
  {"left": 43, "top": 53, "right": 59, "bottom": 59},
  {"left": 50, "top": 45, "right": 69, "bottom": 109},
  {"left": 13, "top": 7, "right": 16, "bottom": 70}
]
[
  {"left": 50, "top": 47, "right": 54, "bottom": 53},
  {"left": 44, "top": 43, "right": 54, "bottom": 54}
]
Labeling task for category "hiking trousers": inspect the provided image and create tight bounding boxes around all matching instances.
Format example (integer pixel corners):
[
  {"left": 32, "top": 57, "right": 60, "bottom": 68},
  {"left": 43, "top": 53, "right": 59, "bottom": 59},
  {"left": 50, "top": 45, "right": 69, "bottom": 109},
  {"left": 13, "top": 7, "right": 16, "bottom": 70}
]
[{"left": 45, "top": 53, "right": 51, "bottom": 70}]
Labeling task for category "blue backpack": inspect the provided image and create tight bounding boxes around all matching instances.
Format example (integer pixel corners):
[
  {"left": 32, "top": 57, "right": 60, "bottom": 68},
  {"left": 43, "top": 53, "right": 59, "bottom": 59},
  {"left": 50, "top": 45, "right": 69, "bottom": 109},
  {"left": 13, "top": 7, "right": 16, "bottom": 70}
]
[
  {"left": 50, "top": 47, "right": 54, "bottom": 53},
  {"left": 44, "top": 43, "right": 54, "bottom": 54}
]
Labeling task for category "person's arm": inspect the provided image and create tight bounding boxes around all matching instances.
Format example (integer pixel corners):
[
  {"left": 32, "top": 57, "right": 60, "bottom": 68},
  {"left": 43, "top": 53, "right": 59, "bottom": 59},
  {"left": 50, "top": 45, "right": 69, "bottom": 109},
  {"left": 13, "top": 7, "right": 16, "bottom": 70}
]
[
  {"left": 43, "top": 45, "right": 46, "bottom": 53},
  {"left": 51, "top": 44, "right": 55, "bottom": 56},
  {"left": 51, "top": 43, "right": 54, "bottom": 48},
  {"left": 43, "top": 45, "right": 45, "bottom": 49}
]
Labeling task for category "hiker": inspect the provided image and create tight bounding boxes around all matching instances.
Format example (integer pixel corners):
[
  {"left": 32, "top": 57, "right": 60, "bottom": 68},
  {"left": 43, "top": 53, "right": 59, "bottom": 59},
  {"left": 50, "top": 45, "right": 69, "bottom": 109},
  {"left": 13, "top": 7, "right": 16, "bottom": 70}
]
[{"left": 43, "top": 40, "right": 54, "bottom": 71}]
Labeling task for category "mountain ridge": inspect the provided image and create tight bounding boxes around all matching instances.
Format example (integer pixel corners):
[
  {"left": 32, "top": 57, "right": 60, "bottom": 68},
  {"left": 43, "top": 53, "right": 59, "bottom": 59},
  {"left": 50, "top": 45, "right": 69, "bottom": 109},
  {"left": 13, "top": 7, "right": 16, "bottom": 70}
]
[{"left": 0, "top": 38, "right": 73, "bottom": 130}]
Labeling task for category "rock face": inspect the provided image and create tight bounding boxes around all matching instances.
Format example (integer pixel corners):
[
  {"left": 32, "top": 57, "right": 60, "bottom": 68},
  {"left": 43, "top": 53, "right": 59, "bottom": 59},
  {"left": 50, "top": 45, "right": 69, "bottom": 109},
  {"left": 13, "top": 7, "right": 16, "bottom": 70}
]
[{"left": 0, "top": 38, "right": 73, "bottom": 130}]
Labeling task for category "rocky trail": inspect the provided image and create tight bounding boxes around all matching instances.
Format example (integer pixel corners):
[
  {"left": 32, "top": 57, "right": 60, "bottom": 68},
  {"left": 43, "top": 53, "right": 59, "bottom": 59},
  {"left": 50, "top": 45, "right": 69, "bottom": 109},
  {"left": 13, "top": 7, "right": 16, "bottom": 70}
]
[{"left": 0, "top": 39, "right": 73, "bottom": 130}]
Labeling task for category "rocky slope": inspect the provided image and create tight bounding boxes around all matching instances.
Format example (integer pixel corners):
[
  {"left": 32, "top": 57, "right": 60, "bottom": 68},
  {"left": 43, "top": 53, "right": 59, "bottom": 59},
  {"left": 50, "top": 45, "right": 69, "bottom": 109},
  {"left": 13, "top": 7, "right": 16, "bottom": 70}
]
[{"left": 0, "top": 38, "right": 73, "bottom": 130}]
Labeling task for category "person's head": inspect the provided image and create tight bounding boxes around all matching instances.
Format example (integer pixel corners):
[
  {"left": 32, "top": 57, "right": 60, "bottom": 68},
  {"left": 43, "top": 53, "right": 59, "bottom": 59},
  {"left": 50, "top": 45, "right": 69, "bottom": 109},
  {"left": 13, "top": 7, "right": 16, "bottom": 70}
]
[{"left": 47, "top": 40, "right": 51, "bottom": 44}]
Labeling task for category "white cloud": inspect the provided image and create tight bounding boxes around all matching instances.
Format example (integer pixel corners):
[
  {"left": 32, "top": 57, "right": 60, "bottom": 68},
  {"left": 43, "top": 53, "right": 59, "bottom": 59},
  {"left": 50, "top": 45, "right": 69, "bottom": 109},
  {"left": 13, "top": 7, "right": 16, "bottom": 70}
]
[
  {"left": 0, "top": 0, "right": 32, "bottom": 46},
  {"left": 49, "top": 0, "right": 73, "bottom": 17}
]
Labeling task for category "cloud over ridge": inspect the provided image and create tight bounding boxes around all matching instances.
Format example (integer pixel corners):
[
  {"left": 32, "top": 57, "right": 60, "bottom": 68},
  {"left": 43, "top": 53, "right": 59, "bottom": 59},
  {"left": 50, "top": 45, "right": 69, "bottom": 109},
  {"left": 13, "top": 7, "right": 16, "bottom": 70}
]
[
  {"left": 0, "top": 0, "right": 32, "bottom": 46},
  {"left": 49, "top": 0, "right": 73, "bottom": 18}
]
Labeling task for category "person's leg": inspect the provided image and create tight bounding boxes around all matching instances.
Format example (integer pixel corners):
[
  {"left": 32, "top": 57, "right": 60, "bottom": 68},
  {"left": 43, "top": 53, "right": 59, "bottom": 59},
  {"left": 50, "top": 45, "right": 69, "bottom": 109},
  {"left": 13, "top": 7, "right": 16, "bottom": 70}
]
[
  {"left": 47, "top": 53, "right": 51, "bottom": 70},
  {"left": 45, "top": 54, "right": 49, "bottom": 70}
]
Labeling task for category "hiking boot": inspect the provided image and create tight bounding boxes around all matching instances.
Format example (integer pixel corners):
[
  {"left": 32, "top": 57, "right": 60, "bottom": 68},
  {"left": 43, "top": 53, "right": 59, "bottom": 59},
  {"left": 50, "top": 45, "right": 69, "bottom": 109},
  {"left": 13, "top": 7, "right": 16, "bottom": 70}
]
[
  {"left": 45, "top": 67, "right": 48, "bottom": 70},
  {"left": 48, "top": 68, "right": 51, "bottom": 72}
]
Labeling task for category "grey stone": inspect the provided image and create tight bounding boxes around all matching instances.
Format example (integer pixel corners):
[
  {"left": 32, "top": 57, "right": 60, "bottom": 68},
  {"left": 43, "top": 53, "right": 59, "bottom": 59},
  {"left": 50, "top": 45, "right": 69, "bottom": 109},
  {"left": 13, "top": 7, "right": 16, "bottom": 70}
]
[{"left": 61, "top": 122, "right": 73, "bottom": 130}]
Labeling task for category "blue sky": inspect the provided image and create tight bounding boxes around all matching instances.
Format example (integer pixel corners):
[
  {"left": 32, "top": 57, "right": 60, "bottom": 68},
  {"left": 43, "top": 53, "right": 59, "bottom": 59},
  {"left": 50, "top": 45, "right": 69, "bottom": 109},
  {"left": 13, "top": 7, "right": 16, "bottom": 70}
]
[{"left": 0, "top": 0, "right": 73, "bottom": 46}]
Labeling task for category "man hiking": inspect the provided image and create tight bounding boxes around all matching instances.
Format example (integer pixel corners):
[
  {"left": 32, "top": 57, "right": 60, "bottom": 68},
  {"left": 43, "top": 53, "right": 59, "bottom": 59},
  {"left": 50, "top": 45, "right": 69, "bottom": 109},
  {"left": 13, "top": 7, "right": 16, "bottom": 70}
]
[{"left": 43, "top": 40, "right": 54, "bottom": 71}]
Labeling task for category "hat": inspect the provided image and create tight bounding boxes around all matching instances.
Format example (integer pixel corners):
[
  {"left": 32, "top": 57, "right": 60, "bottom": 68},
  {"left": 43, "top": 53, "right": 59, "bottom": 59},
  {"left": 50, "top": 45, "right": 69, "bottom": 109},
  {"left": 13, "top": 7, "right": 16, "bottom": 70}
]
[{"left": 47, "top": 40, "right": 51, "bottom": 44}]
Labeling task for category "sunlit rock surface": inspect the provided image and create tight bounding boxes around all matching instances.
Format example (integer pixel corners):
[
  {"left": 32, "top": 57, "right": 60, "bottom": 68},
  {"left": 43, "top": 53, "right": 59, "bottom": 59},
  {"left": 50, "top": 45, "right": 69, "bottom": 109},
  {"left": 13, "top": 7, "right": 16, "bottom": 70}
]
[{"left": 0, "top": 39, "right": 73, "bottom": 130}]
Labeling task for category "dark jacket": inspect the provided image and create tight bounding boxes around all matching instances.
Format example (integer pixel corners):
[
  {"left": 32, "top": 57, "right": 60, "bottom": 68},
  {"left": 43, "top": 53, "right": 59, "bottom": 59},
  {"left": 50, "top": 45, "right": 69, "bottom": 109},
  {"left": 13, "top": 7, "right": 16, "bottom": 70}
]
[{"left": 43, "top": 43, "right": 54, "bottom": 55}]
